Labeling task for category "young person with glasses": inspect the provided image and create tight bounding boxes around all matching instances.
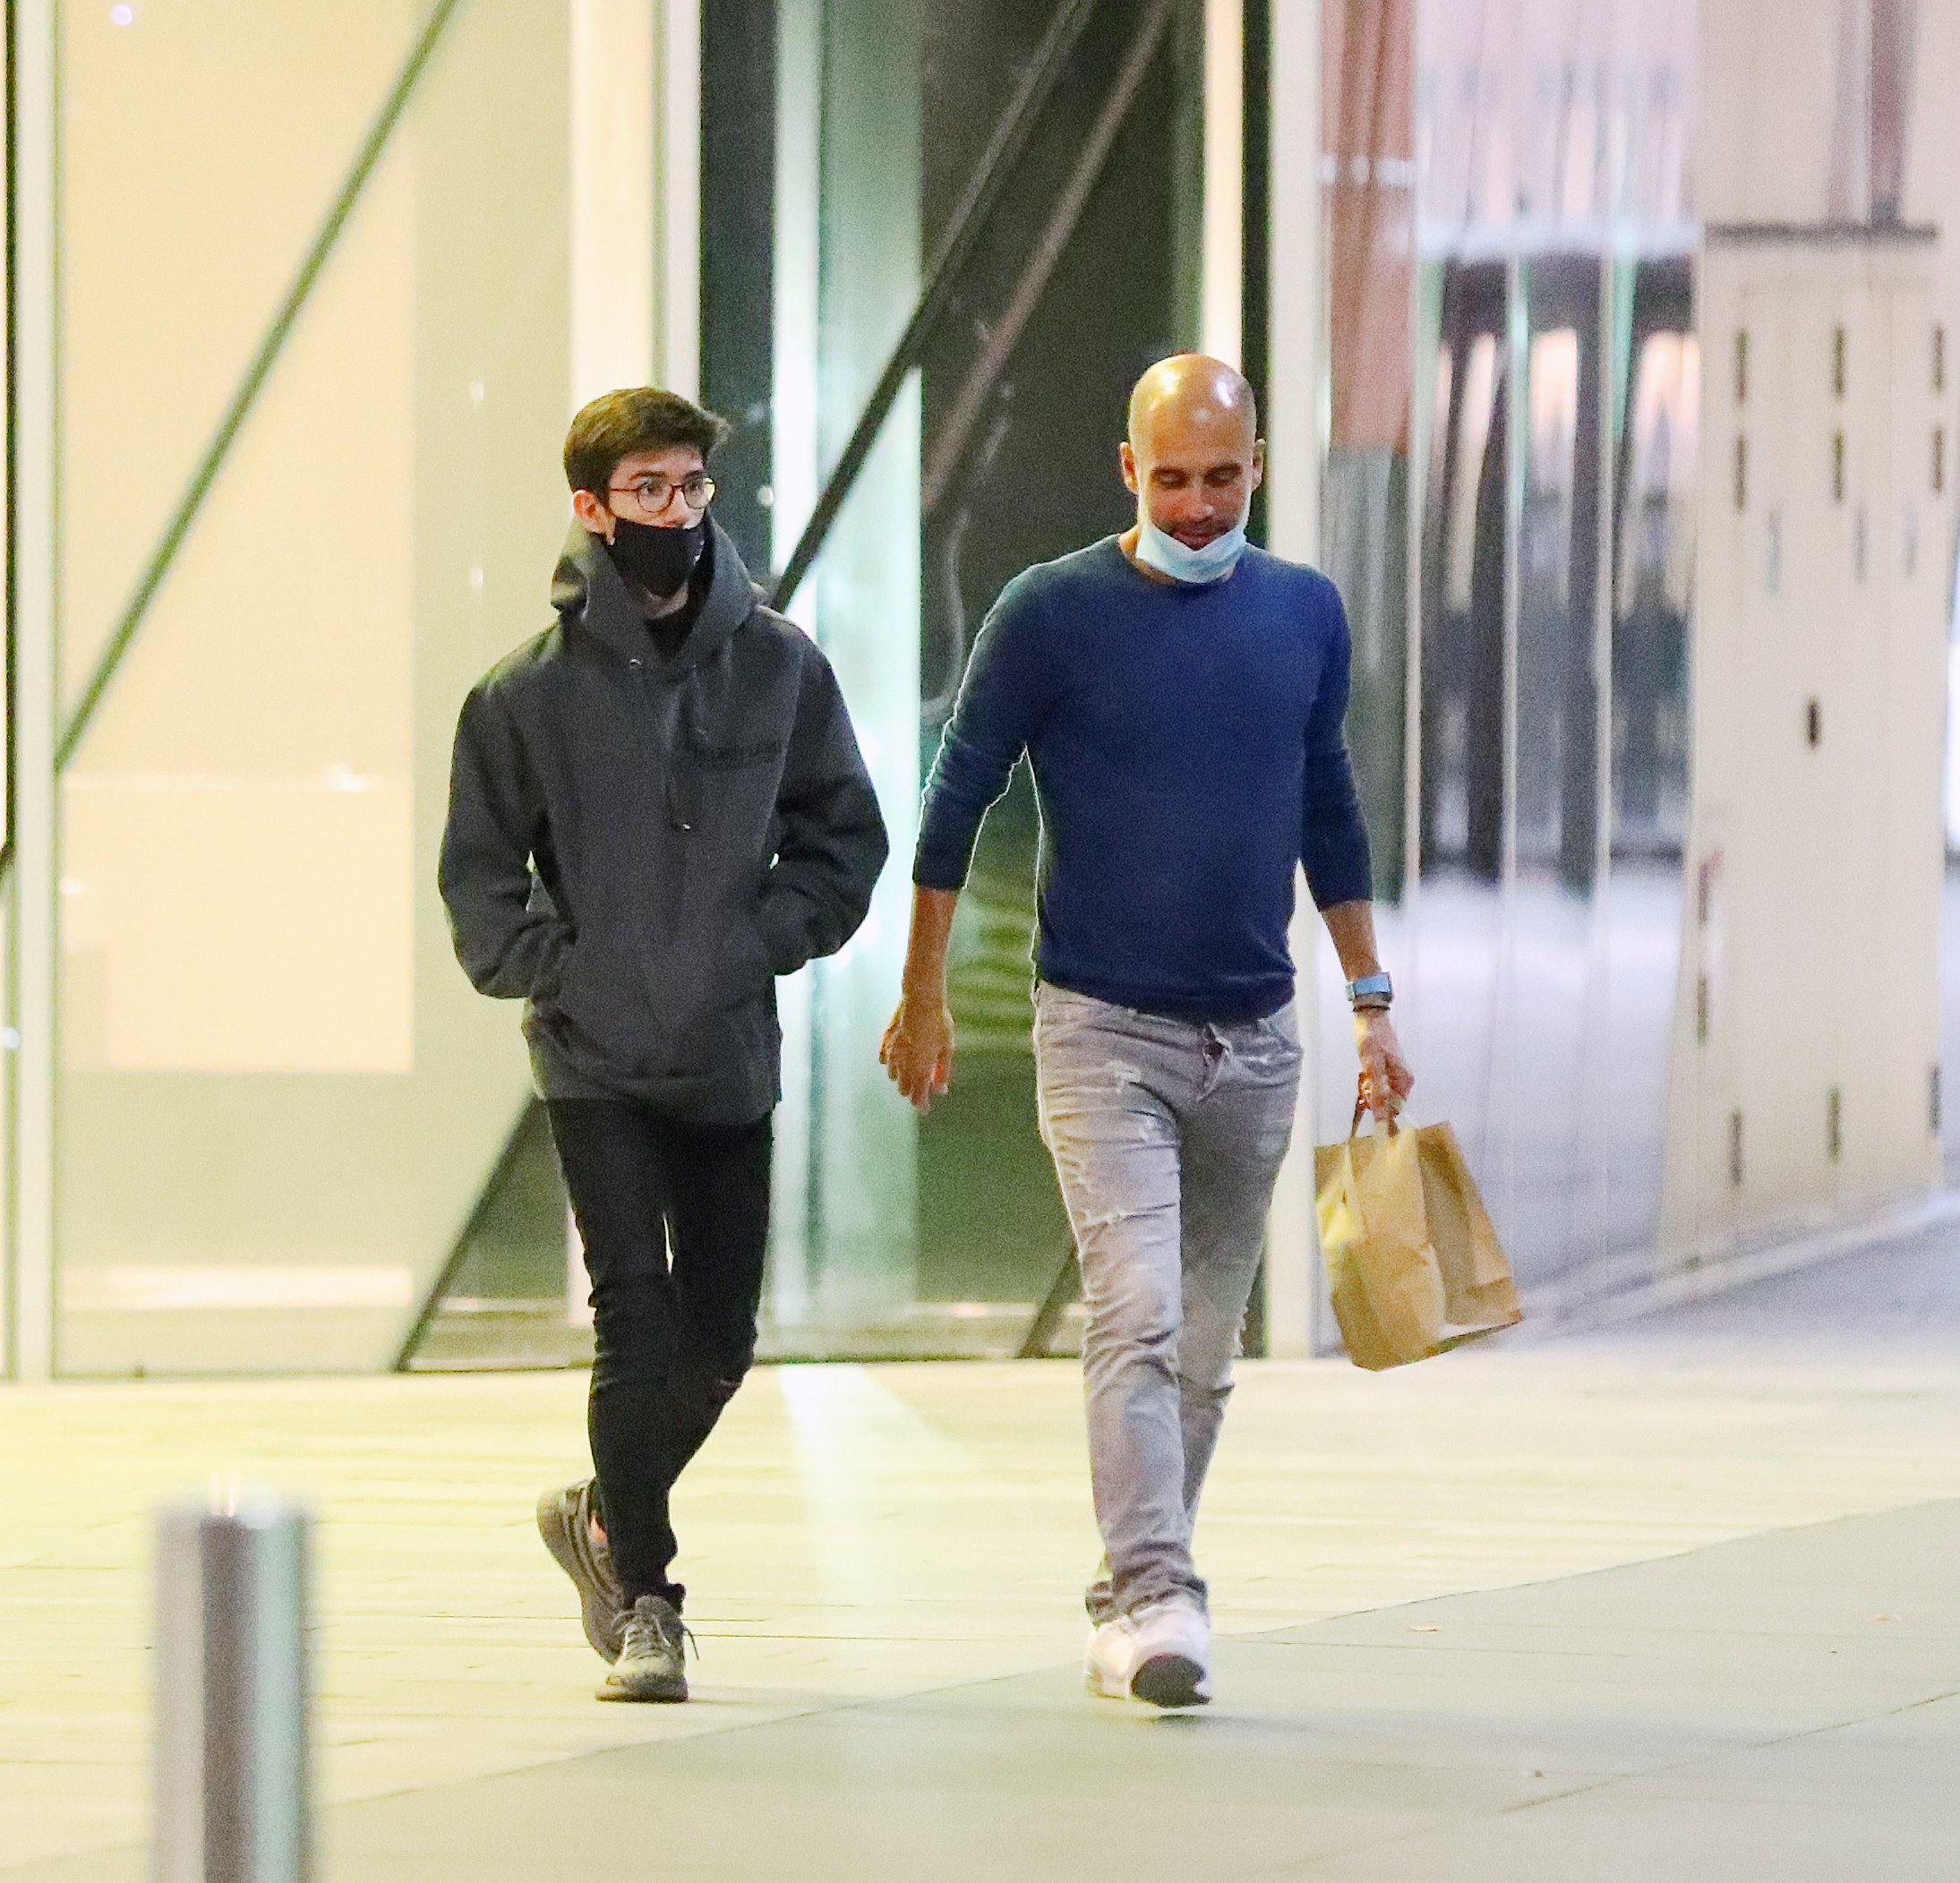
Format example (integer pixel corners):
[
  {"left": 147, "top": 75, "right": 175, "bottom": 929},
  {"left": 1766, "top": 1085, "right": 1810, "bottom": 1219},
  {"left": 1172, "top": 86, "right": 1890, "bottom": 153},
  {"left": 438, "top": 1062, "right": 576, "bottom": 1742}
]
[{"left": 441, "top": 387, "right": 888, "bottom": 1701}]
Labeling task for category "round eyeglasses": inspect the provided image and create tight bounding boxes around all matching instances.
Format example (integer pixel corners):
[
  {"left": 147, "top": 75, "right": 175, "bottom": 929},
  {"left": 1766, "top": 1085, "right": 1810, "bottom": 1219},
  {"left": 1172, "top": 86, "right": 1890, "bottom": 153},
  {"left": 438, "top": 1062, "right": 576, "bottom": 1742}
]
[{"left": 607, "top": 472, "right": 716, "bottom": 517}]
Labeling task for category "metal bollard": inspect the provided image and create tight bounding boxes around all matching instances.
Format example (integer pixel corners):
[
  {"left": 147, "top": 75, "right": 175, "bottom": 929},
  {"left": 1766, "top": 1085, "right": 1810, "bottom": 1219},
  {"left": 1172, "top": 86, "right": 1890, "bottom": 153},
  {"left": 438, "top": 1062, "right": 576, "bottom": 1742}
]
[{"left": 154, "top": 1494, "right": 312, "bottom": 1883}]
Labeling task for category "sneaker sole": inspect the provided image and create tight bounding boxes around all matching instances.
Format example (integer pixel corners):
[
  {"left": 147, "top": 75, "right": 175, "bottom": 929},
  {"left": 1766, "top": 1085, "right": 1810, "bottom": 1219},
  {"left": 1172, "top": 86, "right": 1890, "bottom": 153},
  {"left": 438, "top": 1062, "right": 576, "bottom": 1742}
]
[
  {"left": 536, "top": 1487, "right": 625, "bottom": 1663},
  {"left": 1130, "top": 1654, "right": 1211, "bottom": 1709},
  {"left": 596, "top": 1671, "right": 689, "bottom": 1703},
  {"left": 1084, "top": 1661, "right": 1131, "bottom": 1700}
]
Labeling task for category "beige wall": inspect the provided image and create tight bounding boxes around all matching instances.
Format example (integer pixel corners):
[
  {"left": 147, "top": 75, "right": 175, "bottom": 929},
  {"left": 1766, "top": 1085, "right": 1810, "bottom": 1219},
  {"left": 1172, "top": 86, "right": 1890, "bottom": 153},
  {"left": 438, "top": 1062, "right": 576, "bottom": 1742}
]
[
  {"left": 1701, "top": 0, "right": 1959, "bottom": 231},
  {"left": 59, "top": 5, "right": 423, "bottom": 704},
  {"left": 1698, "top": 0, "right": 1846, "bottom": 225},
  {"left": 1667, "top": 240, "right": 1947, "bottom": 1252},
  {"left": 1662, "top": 0, "right": 1956, "bottom": 1259},
  {"left": 64, "top": 128, "right": 417, "bottom": 1075},
  {"left": 53, "top": 0, "right": 577, "bottom": 1372}
]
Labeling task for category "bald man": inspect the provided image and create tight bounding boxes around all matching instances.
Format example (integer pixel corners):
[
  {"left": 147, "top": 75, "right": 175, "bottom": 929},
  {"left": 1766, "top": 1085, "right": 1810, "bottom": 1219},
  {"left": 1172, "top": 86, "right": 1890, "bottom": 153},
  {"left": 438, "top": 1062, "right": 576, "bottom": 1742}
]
[{"left": 883, "top": 355, "right": 1414, "bottom": 1709}]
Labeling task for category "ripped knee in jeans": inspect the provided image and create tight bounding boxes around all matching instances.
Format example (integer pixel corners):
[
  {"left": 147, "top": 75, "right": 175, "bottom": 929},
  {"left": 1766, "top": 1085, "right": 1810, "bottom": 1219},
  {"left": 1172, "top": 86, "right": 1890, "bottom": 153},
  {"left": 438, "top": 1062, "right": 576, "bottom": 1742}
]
[
  {"left": 1048, "top": 1057, "right": 1145, "bottom": 1102},
  {"left": 1060, "top": 1176, "right": 1177, "bottom": 1240},
  {"left": 1177, "top": 1372, "right": 1234, "bottom": 1409}
]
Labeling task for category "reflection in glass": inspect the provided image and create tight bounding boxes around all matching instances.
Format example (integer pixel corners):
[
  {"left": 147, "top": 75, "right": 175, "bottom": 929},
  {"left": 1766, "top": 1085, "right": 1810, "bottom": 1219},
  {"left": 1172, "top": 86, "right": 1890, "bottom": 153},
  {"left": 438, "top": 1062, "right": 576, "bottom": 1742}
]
[
  {"left": 1409, "top": 250, "right": 1693, "bottom": 1291},
  {"left": 1414, "top": 263, "right": 1509, "bottom": 1213},
  {"left": 1614, "top": 328, "right": 1698, "bottom": 855},
  {"left": 1424, "top": 291, "right": 1507, "bottom": 882},
  {"left": 1602, "top": 263, "right": 1697, "bottom": 1256},
  {"left": 732, "top": 0, "right": 1203, "bottom": 1357},
  {"left": 1506, "top": 277, "right": 1603, "bottom": 1273},
  {"left": 1322, "top": 0, "right": 1413, "bottom": 904},
  {"left": 1518, "top": 325, "right": 1580, "bottom": 871}
]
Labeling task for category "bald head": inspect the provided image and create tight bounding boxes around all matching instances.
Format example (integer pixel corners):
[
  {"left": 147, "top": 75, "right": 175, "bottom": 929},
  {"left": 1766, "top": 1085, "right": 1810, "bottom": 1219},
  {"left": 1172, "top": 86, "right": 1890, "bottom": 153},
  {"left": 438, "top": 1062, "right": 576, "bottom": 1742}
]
[
  {"left": 1119, "top": 354, "right": 1263, "bottom": 552},
  {"left": 1126, "top": 354, "right": 1257, "bottom": 452}
]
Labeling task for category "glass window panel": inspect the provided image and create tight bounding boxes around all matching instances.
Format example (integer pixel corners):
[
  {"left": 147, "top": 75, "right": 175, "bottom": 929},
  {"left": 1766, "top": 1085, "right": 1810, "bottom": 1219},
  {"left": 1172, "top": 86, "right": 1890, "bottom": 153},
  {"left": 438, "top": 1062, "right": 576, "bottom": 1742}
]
[
  {"left": 1413, "top": 261, "right": 1511, "bottom": 1243},
  {"left": 1504, "top": 270, "right": 1604, "bottom": 1281},
  {"left": 1324, "top": 0, "right": 1415, "bottom": 904},
  {"left": 1425, "top": 290, "right": 1506, "bottom": 884},
  {"left": 1446, "top": 334, "right": 1501, "bottom": 615},
  {"left": 1602, "top": 262, "right": 1697, "bottom": 1257},
  {"left": 732, "top": 0, "right": 1206, "bottom": 1359},
  {"left": 1427, "top": 344, "right": 1455, "bottom": 536},
  {"left": 1516, "top": 312, "right": 1596, "bottom": 886},
  {"left": 1613, "top": 328, "right": 1696, "bottom": 852},
  {"left": 1400, "top": 0, "right": 1700, "bottom": 1322}
]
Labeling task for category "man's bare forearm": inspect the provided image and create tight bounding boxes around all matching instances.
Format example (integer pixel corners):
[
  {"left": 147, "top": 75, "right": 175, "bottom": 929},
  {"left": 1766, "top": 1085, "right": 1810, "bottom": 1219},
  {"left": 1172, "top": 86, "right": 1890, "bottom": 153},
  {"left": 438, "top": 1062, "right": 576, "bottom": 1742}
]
[
  {"left": 902, "top": 886, "right": 960, "bottom": 1001},
  {"left": 883, "top": 886, "right": 962, "bottom": 1111},
  {"left": 1319, "top": 898, "right": 1383, "bottom": 986}
]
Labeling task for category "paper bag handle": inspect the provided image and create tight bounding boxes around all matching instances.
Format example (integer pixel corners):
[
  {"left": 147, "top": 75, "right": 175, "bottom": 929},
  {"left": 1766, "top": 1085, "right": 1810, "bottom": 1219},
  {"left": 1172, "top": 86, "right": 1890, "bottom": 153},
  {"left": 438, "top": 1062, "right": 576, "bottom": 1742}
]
[{"left": 1350, "top": 1077, "right": 1400, "bottom": 1139}]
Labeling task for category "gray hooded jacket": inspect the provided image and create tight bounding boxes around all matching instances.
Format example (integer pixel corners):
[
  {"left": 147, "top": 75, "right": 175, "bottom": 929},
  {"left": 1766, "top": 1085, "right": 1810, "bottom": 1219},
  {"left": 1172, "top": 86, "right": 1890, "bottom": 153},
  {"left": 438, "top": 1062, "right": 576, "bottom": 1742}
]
[{"left": 440, "top": 519, "right": 888, "bottom": 1122}]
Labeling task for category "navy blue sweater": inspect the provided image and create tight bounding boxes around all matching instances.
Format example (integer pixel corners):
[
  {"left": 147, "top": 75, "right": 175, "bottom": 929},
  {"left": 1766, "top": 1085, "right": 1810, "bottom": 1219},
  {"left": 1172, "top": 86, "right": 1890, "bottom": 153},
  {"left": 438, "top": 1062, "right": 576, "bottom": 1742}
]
[{"left": 914, "top": 537, "right": 1373, "bottom": 1021}]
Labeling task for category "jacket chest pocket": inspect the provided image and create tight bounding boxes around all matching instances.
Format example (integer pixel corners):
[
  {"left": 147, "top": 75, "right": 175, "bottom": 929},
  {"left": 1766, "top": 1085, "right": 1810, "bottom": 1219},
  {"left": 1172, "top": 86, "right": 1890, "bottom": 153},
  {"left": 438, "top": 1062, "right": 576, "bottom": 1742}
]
[
  {"left": 692, "top": 740, "right": 784, "bottom": 772},
  {"left": 668, "top": 739, "right": 785, "bottom": 833}
]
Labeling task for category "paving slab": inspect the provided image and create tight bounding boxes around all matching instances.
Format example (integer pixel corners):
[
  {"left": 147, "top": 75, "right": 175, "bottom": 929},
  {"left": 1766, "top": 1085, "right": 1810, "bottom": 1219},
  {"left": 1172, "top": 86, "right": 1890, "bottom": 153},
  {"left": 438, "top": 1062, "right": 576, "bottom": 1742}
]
[
  {"left": 9, "top": 1273, "right": 1960, "bottom": 1881},
  {"left": 5, "top": 1497, "right": 1955, "bottom": 1883}
]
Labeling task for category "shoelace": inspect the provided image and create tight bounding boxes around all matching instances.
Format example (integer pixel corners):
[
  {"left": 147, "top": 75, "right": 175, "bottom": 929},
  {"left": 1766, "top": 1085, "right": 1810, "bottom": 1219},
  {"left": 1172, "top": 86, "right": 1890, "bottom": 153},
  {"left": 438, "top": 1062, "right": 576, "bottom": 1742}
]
[{"left": 621, "top": 1607, "right": 698, "bottom": 1662}]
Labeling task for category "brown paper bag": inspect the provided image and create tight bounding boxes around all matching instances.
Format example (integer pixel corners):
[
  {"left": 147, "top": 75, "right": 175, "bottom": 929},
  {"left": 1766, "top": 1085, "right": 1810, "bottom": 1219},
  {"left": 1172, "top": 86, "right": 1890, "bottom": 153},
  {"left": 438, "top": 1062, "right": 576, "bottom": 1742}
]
[{"left": 1314, "top": 1104, "right": 1521, "bottom": 1370}]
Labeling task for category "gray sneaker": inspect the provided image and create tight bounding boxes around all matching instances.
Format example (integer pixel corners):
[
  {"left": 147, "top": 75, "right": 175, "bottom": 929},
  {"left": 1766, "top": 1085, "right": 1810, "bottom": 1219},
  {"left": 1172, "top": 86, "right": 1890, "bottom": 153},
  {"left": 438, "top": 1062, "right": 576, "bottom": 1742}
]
[
  {"left": 598, "top": 1594, "right": 690, "bottom": 1703},
  {"left": 536, "top": 1479, "right": 625, "bottom": 1662}
]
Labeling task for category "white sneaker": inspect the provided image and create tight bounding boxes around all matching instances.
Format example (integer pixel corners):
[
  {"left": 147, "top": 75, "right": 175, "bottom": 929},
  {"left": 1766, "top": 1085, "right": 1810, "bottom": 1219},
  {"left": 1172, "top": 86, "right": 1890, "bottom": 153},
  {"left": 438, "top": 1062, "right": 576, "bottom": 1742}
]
[{"left": 1083, "top": 1596, "right": 1212, "bottom": 1708}]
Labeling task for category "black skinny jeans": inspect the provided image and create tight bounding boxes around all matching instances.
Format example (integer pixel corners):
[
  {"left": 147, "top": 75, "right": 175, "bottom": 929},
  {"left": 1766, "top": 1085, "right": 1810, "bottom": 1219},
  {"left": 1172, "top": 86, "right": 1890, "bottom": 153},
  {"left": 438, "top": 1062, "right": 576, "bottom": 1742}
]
[{"left": 546, "top": 1100, "right": 772, "bottom": 1609}]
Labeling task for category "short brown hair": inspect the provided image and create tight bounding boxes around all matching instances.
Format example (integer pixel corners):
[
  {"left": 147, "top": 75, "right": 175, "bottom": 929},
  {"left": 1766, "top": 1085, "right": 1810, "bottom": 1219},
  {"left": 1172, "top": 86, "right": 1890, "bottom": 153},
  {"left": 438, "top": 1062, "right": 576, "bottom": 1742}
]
[{"left": 562, "top": 388, "right": 732, "bottom": 494}]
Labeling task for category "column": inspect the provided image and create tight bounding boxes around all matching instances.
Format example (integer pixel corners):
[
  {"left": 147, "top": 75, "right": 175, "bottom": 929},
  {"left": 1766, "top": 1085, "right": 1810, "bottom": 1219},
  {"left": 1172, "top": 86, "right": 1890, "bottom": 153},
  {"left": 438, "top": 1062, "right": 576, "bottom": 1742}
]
[
  {"left": 808, "top": 0, "right": 922, "bottom": 1328},
  {"left": 1262, "top": 0, "right": 1325, "bottom": 1357},
  {"left": 8, "top": 0, "right": 60, "bottom": 1380},
  {"left": 766, "top": 0, "right": 823, "bottom": 1326}
]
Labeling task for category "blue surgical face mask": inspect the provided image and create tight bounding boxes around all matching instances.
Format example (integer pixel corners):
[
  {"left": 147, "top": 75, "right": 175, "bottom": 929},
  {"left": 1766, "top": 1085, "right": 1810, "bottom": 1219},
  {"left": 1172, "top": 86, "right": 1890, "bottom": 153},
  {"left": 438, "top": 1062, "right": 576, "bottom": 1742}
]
[{"left": 1133, "top": 513, "right": 1248, "bottom": 585}]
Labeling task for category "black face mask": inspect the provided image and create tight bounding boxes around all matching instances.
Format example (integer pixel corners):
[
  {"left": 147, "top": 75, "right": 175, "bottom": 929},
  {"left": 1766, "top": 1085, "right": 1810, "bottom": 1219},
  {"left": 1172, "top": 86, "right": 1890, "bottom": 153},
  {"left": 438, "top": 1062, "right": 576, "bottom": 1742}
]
[{"left": 604, "top": 516, "right": 706, "bottom": 599}]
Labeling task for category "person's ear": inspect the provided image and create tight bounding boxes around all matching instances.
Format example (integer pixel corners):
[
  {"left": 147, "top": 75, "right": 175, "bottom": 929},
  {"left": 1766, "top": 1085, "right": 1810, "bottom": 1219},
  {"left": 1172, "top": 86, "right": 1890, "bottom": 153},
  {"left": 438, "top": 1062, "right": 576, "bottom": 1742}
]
[
  {"left": 571, "top": 488, "right": 613, "bottom": 540},
  {"left": 1118, "top": 441, "right": 1140, "bottom": 497},
  {"left": 1249, "top": 437, "right": 1266, "bottom": 492}
]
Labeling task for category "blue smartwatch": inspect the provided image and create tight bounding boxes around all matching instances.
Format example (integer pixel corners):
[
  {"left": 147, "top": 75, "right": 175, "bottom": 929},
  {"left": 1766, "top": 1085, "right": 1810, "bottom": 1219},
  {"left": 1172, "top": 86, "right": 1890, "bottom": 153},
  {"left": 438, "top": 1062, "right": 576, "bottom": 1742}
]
[{"left": 1346, "top": 971, "right": 1393, "bottom": 1008}]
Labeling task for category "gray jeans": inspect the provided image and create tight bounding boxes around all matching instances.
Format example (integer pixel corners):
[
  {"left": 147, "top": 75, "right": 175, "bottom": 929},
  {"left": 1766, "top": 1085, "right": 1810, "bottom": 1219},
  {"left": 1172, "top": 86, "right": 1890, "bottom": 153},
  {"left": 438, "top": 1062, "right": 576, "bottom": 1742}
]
[{"left": 1032, "top": 983, "right": 1303, "bottom": 1622}]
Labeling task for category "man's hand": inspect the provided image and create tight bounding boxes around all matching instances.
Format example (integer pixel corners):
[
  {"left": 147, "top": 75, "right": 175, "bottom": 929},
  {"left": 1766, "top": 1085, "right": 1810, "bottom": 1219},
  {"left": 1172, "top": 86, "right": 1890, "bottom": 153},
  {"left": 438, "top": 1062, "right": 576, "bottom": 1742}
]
[
  {"left": 1355, "top": 1008, "right": 1414, "bottom": 1121},
  {"left": 881, "top": 996, "right": 956, "bottom": 1112}
]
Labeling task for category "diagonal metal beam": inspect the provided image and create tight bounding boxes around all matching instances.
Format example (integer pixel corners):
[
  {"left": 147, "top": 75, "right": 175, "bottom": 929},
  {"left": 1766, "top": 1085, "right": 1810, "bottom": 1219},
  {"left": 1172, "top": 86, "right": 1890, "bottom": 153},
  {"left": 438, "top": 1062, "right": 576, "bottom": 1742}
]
[
  {"left": 921, "top": 0, "right": 1177, "bottom": 517},
  {"left": 0, "top": 0, "right": 466, "bottom": 882},
  {"left": 768, "top": 0, "right": 1100, "bottom": 613},
  {"left": 394, "top": 1094, "right": 543, "bottom": 1373}
]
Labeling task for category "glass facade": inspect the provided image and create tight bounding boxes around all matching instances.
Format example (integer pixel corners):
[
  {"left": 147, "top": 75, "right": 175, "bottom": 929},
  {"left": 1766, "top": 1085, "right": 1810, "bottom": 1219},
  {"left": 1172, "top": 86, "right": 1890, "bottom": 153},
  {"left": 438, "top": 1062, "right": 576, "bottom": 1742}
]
[
  {"left": 697, "top": 0, "right": 1214, "bottom": 1358},
  {"left": 20, "top": 0, "right": 1937, "bottom": 1374},
  {"left": 1305, "top": 0, "right": 1701, "bottom": 1306},
  {"left": 398, "top": 0, "right": 1220, "bottom": 1366},
  {"left": 4, "top": 0, "right": 1709, "bottom": 1373}
]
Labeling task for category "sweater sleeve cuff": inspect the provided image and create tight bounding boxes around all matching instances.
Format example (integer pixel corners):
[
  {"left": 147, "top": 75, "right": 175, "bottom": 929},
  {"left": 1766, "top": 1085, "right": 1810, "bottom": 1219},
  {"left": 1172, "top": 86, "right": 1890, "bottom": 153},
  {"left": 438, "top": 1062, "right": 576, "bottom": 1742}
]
[
  {"left": 912, "top": 840, "right": 973, "bottom": 893},
  {"left": 1301, "top": 805, "right": 1374, "bottom": 909},
  {"left": 1303, "top": 861, "right": 1374, "bottom": 912}
]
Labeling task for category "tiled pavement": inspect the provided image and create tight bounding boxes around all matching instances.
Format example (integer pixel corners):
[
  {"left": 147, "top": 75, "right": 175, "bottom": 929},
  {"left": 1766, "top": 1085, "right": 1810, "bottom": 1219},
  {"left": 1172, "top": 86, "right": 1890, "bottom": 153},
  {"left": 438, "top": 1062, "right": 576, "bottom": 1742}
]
[{"left": 6, "top": 1230, "right": 1960, "bottom": 1880}]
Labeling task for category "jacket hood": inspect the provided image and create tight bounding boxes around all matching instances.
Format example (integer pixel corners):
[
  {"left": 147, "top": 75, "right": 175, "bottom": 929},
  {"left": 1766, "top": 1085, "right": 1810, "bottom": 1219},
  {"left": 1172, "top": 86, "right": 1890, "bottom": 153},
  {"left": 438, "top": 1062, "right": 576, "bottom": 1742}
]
[{"left": 550, "top": 516, "right": 761, "bottom": 674}]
